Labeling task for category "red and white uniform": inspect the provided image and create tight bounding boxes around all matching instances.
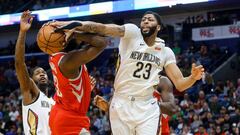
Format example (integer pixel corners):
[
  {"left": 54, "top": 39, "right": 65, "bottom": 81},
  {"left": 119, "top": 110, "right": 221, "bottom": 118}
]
[
  {"left": 153, "top": 91, "right": 170, "bottom": 135},
  {"left": 49, "top": 52, "right": 91, "bottom": 135}
]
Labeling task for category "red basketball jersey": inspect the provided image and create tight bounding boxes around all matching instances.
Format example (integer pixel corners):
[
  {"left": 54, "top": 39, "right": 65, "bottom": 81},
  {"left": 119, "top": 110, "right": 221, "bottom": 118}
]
[
  {"left": 49, "top": 52, "right": 91, "bottom": 114},
  {"left": 153, "top": 91, "right": 170, "bottom": 135}
]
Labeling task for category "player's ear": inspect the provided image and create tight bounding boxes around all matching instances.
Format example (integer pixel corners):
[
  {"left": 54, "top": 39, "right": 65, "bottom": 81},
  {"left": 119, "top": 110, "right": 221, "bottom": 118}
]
[{"left": 157, "top": 25, "right": 161, "bottom": 31}]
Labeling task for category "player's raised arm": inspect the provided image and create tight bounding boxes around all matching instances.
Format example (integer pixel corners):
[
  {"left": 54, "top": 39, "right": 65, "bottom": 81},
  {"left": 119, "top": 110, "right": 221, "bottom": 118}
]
[
  {"left": 15, "top": 11, "right": 38, "bottom": 104},
  {"left": 165, "top": 63, "right": 204, "bottom": 92},
  {"left": 59, "top": 32, "right": 107, "bottom": 79}
]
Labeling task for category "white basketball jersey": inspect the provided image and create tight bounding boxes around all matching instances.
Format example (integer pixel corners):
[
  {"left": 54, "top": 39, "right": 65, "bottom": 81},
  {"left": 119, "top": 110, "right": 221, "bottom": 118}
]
[
  {"left": 114, "top": 24, "right": 176, "bottom": 97},
  {"left": 22, "top": 91, "right": 55, "bottom": 135}
]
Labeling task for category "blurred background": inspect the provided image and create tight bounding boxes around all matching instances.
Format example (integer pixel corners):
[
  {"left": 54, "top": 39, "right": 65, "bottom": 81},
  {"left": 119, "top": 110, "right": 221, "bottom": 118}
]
[{"left": 0, "top": 0, "right": 240, "bottom": 134}]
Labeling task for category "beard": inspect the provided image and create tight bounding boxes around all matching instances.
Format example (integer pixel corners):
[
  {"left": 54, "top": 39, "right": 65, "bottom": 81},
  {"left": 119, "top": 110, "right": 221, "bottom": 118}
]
[
  {"left": 37, "top": 82, "right": 48, "bottom": 94},
  {"left": 141, "top": 25, "right": 157, "bottom": 38}
]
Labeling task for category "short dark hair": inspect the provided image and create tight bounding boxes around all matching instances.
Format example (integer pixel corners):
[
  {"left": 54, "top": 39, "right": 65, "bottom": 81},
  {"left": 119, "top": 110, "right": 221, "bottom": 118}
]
[
  {"left": 143, "top": 11, "right": 162, "bottom": 25},
  {"left": 29, "top": 66, "right": 41, "bottom": 78}
]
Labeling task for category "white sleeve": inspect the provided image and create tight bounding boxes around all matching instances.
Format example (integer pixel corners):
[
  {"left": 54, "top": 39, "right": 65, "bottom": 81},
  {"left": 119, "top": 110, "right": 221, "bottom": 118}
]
[
  {"left": 118, "top": 23, "right": 140, "bottom": 59},
  {"left": 122, "top": 23, "right": 139, "bottom": 39},
  {"left": 164, "top": 47, "right": 176, "bottom": 67}
]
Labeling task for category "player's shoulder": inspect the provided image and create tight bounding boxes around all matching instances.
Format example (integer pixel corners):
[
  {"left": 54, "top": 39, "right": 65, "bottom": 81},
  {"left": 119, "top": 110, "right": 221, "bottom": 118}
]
[
  {"left": 49, "top": 52, "right": 66, "bottom": 65},
  {"left": 163, "top": 46, "right": 173, "bottom": 52},
  {"left": 124, "top": 23, "right": 138, "bottom": 29},
  {"left": 123, "top": 23, "right": 140, "bottom": 38},
  {"left": 155, "top": 37, "right": 165, "bottom": 44}
]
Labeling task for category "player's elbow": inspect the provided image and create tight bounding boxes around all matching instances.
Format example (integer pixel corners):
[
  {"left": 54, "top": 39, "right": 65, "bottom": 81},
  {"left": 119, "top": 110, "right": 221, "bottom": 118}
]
[
  {"left": 175, "top": 85, "right": 186, "bottom": 92},
  {"left": 95, "top": 36, "right": 108, "bottom": 48}
]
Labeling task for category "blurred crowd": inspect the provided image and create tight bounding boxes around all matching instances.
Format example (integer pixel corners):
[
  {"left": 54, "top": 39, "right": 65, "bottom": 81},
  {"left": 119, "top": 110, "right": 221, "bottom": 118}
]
[{"left": 0, "top": 41, "right": 239, "bottom": 134}]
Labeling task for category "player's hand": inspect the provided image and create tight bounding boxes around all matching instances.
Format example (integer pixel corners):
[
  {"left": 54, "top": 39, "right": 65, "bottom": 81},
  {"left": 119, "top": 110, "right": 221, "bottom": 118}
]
[
  {"left": 90, "top": 75, "right": 96, "bottom": 91},
  {"left": 20, "top": 10, "right": 34, "bottom": 32},
  {"left": 93, "top": 95, "right": 109, "bottom": 112},
  {"left": 190, "top": 63, "right": 204, "bottom": 80}
]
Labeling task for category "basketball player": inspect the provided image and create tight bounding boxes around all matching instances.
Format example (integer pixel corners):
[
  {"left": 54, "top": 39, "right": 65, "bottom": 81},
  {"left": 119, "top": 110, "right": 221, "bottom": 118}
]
[
  {"left": 54, "top": 11, "right": 204, "bottom": 135},
  {"left": 153, "top": 76, "right": 177, "bottom": 135},
  {"left": 48, "top": 27, "right": 107, "bottom": 134},
  {"left": 94, "top": 76, "right": 177, "bottom": 135},
  {"left": 15, "top": 11, "right": 55, "bottom": 135}
]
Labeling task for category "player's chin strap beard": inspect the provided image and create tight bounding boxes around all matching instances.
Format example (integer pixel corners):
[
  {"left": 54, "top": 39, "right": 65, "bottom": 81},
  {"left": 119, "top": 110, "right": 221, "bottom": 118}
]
[
  {"left": 141, "top": 26, "right": 157, "bottom": 38},
  {"left": 38, "top": 83, "right": 48, "bottom": 96}
]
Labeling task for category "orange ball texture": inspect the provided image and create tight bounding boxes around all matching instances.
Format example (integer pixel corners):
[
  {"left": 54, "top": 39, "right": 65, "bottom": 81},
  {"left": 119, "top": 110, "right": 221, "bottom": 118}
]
[{"left": 37, "top": 23, "right": 66, "bottom": 55}]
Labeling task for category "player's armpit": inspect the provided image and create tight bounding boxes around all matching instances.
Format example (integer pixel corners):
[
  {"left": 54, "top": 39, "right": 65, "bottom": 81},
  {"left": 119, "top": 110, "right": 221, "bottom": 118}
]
[{"left": 21, "top": 79, "right": 39, "bottom": 105}]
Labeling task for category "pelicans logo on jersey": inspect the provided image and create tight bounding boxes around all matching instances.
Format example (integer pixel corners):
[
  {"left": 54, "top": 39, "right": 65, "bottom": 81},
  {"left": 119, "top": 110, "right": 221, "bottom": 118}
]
[{"left": 27, "top": 109, "right": 38, "bottom": 135}]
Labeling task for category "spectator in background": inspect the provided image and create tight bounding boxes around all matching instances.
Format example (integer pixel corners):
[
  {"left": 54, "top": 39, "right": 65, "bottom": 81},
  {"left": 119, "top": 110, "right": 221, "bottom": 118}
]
[
  {"left": 0, "top": 112, "right": 6, "bottom": 135},
  {"left": 182, "top": 125, "right": 193, "bottom": 135},
  {"left": 215, "top": 125, "right": 225, "bottom": 135},
  {"left": 236, "top": 78, "right": 240, "bottom": 100},
  {"left": 8, "top": 106, "right": 19, "bottom": 122},
  {"left": 32, "top": 0, "right": 43, "bottom": 10},
  {"left": 3, "top": 62, "right": 18, "bottom": 90},
  {"left": 209, "top": 13, "right": 216, "bottom": 22},
  {"left": 180, "top": 93, "right": 192, "bottom": 109},
  {"left": 172, "top": 42, "right": 181, "bottom": 55},
  {"left": 195, "top": 125, "right": 208, "bottom": 135},
  {"left": 5, "top": 124, "right": 17, "bottom": 135},
  {"left": 191, "top": 114, "right": 203, "bottom": 131}
]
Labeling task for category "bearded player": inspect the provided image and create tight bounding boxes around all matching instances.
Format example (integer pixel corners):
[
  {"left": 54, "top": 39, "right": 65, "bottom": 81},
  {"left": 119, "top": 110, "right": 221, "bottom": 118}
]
[
  {"left": 48, "top": 30, "right": 107, "bottom": 134},
  {"left": 53, "top": 11, "right": 204, "bottom": 135}
]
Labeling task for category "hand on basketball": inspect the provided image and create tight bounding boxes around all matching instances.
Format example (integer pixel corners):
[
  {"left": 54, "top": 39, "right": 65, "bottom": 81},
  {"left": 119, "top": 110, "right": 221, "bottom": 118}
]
[
  {"left": 93, "top": 95, "right": 109, "bottom": 112},
  {"left": 64, "top": 28, "right": 76, "bottom": 43},
  {"left": 190, "top": 63, "right": 204, "bottom": 80},
  {"left": 90, "top": 75, "right": 96, "bottom": 91},
  {"left": 20, "top": 10, "right": 34, "bottom": 32}
]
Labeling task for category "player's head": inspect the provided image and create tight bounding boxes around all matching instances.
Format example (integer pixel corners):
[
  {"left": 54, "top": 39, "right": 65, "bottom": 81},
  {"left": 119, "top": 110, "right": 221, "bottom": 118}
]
[
  {"left": 140, "top": 11, "right": 162, "bottom": 38},
  {"left": 157, "top": 76, "right": 173, "bottom": 92},
  {"left": 30, "top": 67, "right": 49, "bottom": 91}
]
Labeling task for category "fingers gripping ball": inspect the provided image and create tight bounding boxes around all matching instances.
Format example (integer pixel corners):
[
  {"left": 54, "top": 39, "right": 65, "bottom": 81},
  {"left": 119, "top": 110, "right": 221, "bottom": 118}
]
[{"left": 37, "top": 23, "right": 66, "bottom": 55}]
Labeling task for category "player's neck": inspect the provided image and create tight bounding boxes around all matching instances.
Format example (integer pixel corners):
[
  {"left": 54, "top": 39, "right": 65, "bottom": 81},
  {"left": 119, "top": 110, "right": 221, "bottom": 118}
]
[
  {"left": 144, "top": 34, "right": 156, "bottom": 47},
  {"left": 38, "top": 84, "right": 48, "bottom": 96}
]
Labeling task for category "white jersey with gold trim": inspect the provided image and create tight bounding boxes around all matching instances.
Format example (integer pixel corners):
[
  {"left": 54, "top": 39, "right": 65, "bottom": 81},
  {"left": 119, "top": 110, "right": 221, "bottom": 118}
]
[
  {"left": 22, "top": 91, "right": 55, "bottom": 135},
  {"left": 114, "top": 23, "right": 176, "bottom": 97}
]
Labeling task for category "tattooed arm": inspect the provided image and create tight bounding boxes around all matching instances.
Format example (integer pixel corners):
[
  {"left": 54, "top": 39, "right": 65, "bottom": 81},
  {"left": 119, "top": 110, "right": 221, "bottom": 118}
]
[
  {"left": 77, "top": 21, "right": 125, "bottom": 37},
  {"left": 53, "top": 21, "right": 125, "bottom": 37}
]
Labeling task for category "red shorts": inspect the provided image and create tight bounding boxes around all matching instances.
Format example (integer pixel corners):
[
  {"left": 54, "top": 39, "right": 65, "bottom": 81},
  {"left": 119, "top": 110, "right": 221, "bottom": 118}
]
[{"left": 49, "top": 104, "right": 90, "bottom": 135}]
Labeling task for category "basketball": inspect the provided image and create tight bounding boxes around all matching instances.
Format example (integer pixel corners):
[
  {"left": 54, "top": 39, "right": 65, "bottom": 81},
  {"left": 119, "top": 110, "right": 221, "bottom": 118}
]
[{"left": 37, "top": 23, "right": 66, "bottom": 55}]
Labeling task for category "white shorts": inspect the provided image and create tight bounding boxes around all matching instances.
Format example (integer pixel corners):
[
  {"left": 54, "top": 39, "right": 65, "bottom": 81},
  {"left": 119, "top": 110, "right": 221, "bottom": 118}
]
[{"left": 109, "top": 94, "right": 161, "bottom": 135}]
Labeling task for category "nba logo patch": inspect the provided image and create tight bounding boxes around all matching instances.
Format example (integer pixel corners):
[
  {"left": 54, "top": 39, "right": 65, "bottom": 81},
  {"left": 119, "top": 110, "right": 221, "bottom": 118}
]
[{"left": 155, "top": 47, "right": 161, "bottom": 51}]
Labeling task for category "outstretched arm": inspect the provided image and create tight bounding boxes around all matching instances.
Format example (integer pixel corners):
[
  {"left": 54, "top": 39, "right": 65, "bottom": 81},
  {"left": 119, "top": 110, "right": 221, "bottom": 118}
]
[
  {"left": 15, "top": 11, "right": 38, "bottom": 105},
  {"left": 53, "top": 21, "right": 125, "bottom": 37},
  {"left": 77, "top": 21, "right": 125, "bottom": 37},
  {"left": 59, "top": 32, "right": 107, "bottom": 79},
  {"left": 165, "top": 63, "right": 204, "bottom": 92}
]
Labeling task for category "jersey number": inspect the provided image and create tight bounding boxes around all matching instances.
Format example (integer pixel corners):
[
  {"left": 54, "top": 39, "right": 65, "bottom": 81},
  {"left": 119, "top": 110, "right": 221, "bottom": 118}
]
[{"left": 133, "top": 62, "right": 152, "bottom": 79}]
